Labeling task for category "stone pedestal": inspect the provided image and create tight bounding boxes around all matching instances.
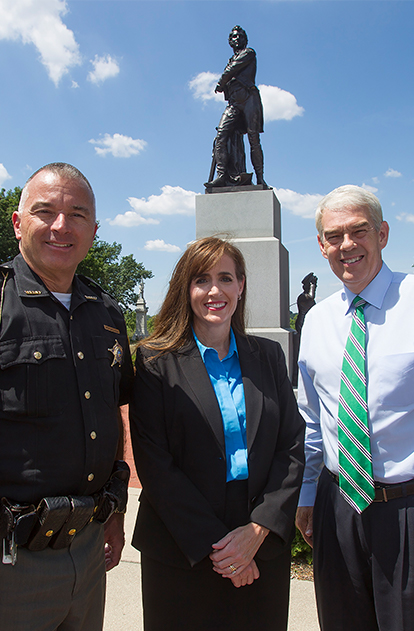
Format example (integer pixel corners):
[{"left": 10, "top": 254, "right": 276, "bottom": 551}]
[{"left": 195, "top": 189, "right": 293, "bottom": 374}]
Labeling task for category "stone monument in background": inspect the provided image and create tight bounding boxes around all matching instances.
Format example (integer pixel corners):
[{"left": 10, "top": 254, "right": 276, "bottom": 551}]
[
  {"left": 131, "top": 279, "right": 148, "bottom": 341},
  {"left": 197, "top": 26, "right": 293, "bottom": 373}
]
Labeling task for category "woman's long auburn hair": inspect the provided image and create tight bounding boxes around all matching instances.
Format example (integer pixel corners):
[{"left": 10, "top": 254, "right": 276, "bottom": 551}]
[{"left": 141, "top": 236, "right": 247, "bottom": 355}]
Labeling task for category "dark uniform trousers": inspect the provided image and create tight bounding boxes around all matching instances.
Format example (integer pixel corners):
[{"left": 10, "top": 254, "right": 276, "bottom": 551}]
[
  {"left": 313, "top": 467, "right": 414, "bottom": 631},
  {"left": 0, "top": 522, "right": 105, "bottom": 631}
]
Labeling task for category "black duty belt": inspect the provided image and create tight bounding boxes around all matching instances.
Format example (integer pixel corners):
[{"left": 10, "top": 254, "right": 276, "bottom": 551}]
[
  {"left": 326, "top": 468, "right": 414, "bottom": 502},
  {"left": 1, "top": 460, "right": 130, "bottom": 565}
]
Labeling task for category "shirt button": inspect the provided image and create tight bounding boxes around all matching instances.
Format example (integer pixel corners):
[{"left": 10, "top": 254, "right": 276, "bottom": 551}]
[
  {"left": 33, "top": 351, "right": 42, "bottom": 360},
  {"left": 88, "top": 473, "right": 95, "bottom": 482},
  {"left": 90, "top": 431, "right": 97, "bottom": 440},
  {"left": 77, "top": 351, "right": 84, "bottom": 360},
  {"left": 84, "top": 391, "right": 91, "bottom": 399}
]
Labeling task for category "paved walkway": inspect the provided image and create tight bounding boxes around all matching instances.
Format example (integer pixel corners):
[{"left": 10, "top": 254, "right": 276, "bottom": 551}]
[{"left": 104, "top": 488, "right": 320, "bottom": 631}]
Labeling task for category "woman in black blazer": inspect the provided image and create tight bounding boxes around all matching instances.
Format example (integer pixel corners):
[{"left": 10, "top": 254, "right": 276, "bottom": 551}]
[{"left": 130, "top": 237, "right": 304, "bottom": 631}]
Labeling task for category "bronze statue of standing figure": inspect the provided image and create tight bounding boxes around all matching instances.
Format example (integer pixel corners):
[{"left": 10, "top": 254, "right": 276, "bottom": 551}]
[
  {"left": 295, "top": 272, "right": 318, "bottom": 335},
  {"left": 292, "top": 272, "right": 318, "bottom": 387},
  {"left": 205, "top": 26, "right": 268, "bottom": 190}
]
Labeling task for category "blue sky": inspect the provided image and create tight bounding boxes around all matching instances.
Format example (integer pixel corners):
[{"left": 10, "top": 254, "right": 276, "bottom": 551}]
[{"left": 1, "top": 0, "right": 413, "bottom": 315}]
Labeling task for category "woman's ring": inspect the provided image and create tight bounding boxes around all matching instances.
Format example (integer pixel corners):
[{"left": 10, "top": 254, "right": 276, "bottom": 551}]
[{"left": 229, "top": 564, "right": 237, "bottom": 573}]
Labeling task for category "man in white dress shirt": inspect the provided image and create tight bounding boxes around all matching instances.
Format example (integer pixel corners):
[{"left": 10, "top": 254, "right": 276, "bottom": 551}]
[{"left": 296, "top": 185, "right": 414, "bottom": 631}]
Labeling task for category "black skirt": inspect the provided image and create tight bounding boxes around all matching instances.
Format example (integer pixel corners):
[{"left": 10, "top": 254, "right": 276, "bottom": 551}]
[{"left": 140, "top": 481, "right": 291, "bottom": 631}]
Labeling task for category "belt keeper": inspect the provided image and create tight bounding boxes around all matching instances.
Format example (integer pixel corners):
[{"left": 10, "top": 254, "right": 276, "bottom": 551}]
[{"left": 382, "top": 488, "right": 388, "bottom": 502}]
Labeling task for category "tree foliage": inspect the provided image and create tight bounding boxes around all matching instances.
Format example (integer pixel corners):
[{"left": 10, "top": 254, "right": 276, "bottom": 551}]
[
  {"left": 0, "top": 187, "right": 21, "bottom": 264},
  {"left": 0, "top": 186, "right": 153, "bottom": 314},
  {"left": 146, "top": 314, "right": 157, "bottom": 335},
  {"left": 77, "top": 235, "right": 153, "bottom": 312},
  {"left": 291, "top": 528, "right": 313, "bottom": 564}
]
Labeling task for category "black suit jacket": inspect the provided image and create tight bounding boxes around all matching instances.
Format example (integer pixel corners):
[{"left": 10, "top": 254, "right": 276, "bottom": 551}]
[{"left": 129, "top": 333, "right": 305, "bottom": 569}]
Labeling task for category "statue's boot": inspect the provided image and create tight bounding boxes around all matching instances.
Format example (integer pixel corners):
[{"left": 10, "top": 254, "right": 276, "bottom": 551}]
[
  {"left": 204, "top": 173, "right": 227, "bottom": 188},
  {"left": 204, "top": 147, "right": 229, "bottom": 187},
  {"left": 250, "top": 140, "right": 269, "bottom": 189}
]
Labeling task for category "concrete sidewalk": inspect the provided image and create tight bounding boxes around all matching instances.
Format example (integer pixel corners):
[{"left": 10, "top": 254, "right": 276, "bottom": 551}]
[{"left": 104, "top": 488, "right": 319, "bottom": 630}]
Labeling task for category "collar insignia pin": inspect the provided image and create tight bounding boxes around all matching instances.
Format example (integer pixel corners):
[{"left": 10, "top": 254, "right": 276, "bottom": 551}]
[{"left": 108, "top": 339, "right": 123, "bottom": 367}]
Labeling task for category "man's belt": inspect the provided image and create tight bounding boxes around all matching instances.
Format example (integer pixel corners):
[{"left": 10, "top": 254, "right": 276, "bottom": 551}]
[
  {"left": 1, "top": 460, "right": 130, "bottom": 563},
  {"left": 327, "top": 468, "right": 414, "bottom": 502}
]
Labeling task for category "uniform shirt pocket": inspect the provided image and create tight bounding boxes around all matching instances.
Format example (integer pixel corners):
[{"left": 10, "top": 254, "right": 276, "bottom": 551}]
[{"left": 0, "top": 336, "right": 67, "bottom": 417}]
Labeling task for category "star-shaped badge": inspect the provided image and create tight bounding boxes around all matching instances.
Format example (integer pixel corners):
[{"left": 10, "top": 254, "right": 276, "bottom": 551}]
[{"left": 108, "top": 339, "right": 123, "bottom": 367}]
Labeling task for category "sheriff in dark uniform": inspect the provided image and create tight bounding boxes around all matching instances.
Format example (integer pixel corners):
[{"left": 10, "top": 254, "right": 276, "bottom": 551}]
[{"left": 0, "top": 163, "right": 133, "bottom": 631}]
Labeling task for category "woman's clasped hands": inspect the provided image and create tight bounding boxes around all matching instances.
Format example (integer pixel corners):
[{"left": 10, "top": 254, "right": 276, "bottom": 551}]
[{"left": 209, "top": 522, "right": 269, "bottom": 588}]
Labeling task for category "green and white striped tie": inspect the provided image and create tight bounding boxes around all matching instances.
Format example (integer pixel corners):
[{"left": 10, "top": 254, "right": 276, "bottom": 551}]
[{"left": 338, "top": 296, "right": 375, "bottom": 513}]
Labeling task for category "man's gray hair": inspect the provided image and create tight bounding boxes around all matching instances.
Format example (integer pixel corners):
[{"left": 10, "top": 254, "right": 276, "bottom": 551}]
[
  {"left": 315, "top": 185, "right": 383, "bottom": 240},
  {"left": 18, "top": 162, "right": 96, "bottom": 215}
]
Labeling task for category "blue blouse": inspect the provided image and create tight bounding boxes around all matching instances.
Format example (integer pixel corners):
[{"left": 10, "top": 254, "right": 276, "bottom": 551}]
[{"left": 193, "top": 329, "right": 248, "bottom": 481}]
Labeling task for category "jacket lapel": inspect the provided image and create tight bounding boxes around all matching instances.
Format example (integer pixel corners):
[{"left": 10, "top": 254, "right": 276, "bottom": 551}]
[
  {"left": 236, "top": 334, "right": 264, "bottom": 451},
  {"left": 177, "top": 342, "right": 226, "bottom": 455}
]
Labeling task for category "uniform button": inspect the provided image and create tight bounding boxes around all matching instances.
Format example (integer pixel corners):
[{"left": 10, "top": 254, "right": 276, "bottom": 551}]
[
  {"left": 45, "top": 530, "right": 54, "bottom": 537},
  {"left": 88, "top": 473, "right": 95, "bottom": 482},
  {"left": 84, "top": 391, "right": 91, "bottom": 399},
  {"left": 33, "top": 351, "right": 42, "bottom": 360},
  {"left": 68, "top": 528, "right": 77, "bottom": 536},
  {"left": 77, "top": 351, "right": 84, "bottom": 360},
  {"left": 90, "top": 431, "right": 97, "bottom": 440}
]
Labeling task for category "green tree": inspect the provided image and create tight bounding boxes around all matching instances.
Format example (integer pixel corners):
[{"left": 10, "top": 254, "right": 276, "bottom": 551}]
[
  {"left": 290, "top": 312, "right": 298, "bottom": 330},
  {"left": 0, "top": 187, "right": 21, "bottom": 263},
  {"left": 77, "top": 234, "right": 153, "bottom": 313},
  {"left": 146, "top": 314, "right": 157, "bottom": 335}
]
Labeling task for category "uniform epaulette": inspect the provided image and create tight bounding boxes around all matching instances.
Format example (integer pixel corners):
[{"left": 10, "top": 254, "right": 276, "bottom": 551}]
[
  {"left": 76, "top": 274, "right": 117, "bottom": 301},
  {"left": 0, "top": 259, "right": 14, "bottom": 271}
]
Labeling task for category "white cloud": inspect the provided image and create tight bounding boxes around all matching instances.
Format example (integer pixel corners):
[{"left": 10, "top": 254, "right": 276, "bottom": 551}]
[
  {"left": 128, "top": 185, "right": 196, "bottom": 216},
  {"left": 274, "top": 188, "right": 323, "bottom": 219},
  {"left": 361, "top": 183, "right": 378, "bottom": 193},
  {"left": 0, "top": 164, "right": 12, "bottom": 187},
  {"left": 372, "top": 177, "right": 379, "bottom": 184},
  {"left": 189, "top": 73, "right": 304, "bottom": 122},
  {"left": 0, "top": 0, "right": 81, "bottom": 86},
  {"left": 89, "top": 133, "right": 147, "bottom": 158},
  {"left": 108, "top": 212, "right": 159, "bottom": 228},
  {"left": 384, "top": 168, "right": 402, "bottom": 178},
  {"left": 88, "top": 54, "right": 120, "bottom": 84},
  {"left": 71, "top": 80, "right": 79, "bottom": 89},
  {"left": 189, "top": 72, "right": 223, "bottom": 103},
  {"left": 258, "top": 85, "right": 304, "bottom": 122},
  {"left": 109, "top": 185, "right": 196, "bottom": 227},
  {"left": 396, "top": 213, "right": 414, "bottom": 224},
  {"left": 144, "top": 240, "right": 182, "bottom": 253}
]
